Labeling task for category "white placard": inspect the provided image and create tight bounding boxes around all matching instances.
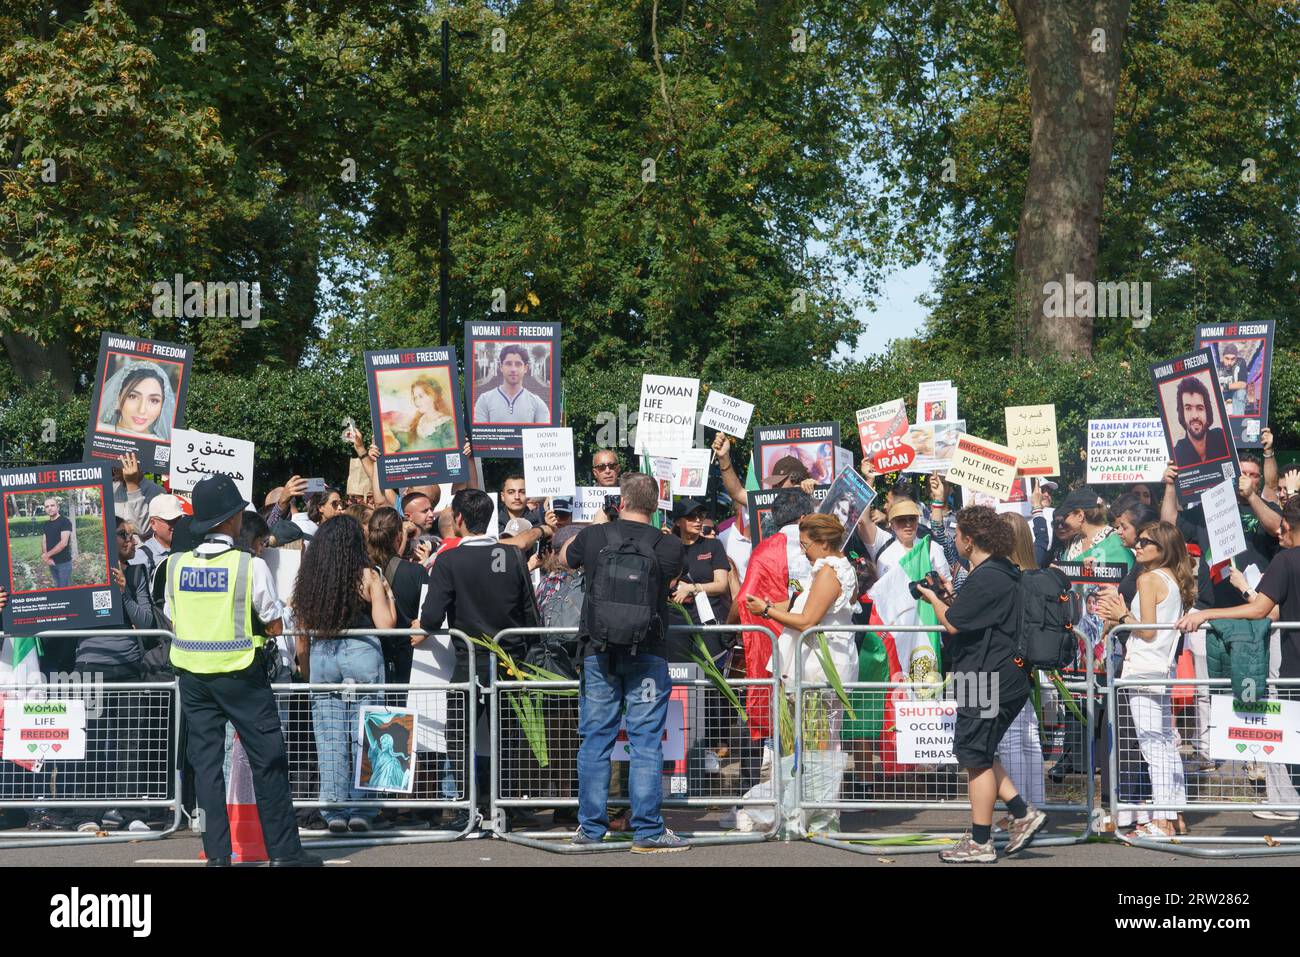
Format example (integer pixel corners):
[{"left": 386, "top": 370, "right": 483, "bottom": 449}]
[
  {"left": 635, "top": 374, "right": 699, "bottom": 454},
  {"left": 699, "top": 390, "right": 754, "bottom": 438},
  {"left": 486, "top": 492, "right": 499, "bottom": 533},
  {"left": 571, "top": 486, "right": 614, "bottom": 523},
  {"left": 944, "top": 434, "right": 1019, "bottom": 498},
  {"left": 693, "top": 589, "right": 716, "bottom": 623},
  {"left": 652, "top": 456, "right": 674, "bottom": 511},
  {"left": 917, "top": 381, "right": 958, "bottom": 423},
  {"left": 1209, "top": 695, "right": 1300, "bottom": 764},
  {"left": 3, "top": 699, "right": 87, "bottom": 761},
  {"left": 169, "top": 428, "right": 255, "bottom": 501},
  {"left": 895, "top": 699, "right": 957, "bottom": 764},
  {"left": 1201, "top": 479, "right": 1246, "bottom": 563},
  {"left": 521, "top": 427, "right": 575, "bottom": 497},
  {"left": 612, "top": 698, "right": 685, "bottom": 761},
  {"left": 834, "top": 446, "right": 854, "bottom": 477},
  {"left": 1086, "top": 418, "right": 1167, "bottom": 485},
  {"left": 672, "top": 449, "right": 711, "bottom": 495}
]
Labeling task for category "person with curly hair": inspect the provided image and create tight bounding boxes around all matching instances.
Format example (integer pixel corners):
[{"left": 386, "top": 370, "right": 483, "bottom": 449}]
[
  {"left": 292, "top": 515, "right": 397, "bottom": 833},
  {"left": 916, "top": 506, "right": 1045, "bottom": 863}
]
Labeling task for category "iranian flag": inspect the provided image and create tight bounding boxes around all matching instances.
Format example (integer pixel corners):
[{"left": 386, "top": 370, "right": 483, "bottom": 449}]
[{"left": 0, "top": 636, "right": 43, "bottom": 772}]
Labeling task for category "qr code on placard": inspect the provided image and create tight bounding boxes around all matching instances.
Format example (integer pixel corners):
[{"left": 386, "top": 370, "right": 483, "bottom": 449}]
[
  {"left": 1222, "top": 461, "right": 1235, "bottom": 481},
  {"left": 446, "top": 453, "right": 462, "bottom": 471},
  {"left": 670, "top": 775, "right": 687, "bottom": 795},
  {"left": 91, "top": 590, "right": 112, "bottom": 611},
  {"left": 155, "top": 446, "right": 170, "bottom": 465}
]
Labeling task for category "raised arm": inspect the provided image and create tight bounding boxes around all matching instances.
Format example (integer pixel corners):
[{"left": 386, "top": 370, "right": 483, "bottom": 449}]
[{"left": 712, "top": 433, "right": 748, "bottom": 507}]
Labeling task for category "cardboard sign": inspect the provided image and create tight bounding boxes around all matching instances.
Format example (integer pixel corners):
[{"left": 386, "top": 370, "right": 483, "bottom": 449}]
[
  {"left": 747, "top": 486, "right": 830, "bottom": 545},
  {"left": 903, "top": 420, "right": 966, "bottom": 474},
  {"left": 916, "top": 381, "right": 958, "bottom": 424},
  {"left": 168, "top": 429, "right": 255, "bottom": 502},
  {"left": 3, "top": 699, "right": 87, "bottom": 762},
  {"left": 365, "top": 346, "right": 469, "bottom": 489},
  {"left": 612, "top": 698, "right": 686, "bottom": 762},
  {"left": 699, "top": 390, "right": 754, "bottom": 438},
  {"left": 83, "top": 332, "right": 193, "bottom": 471},
  {"left": 0, "top": 463, "right": 122, "bottom": 632},
  {"left": 1201, "top": 479, "right": 1246, "bottom": 563},
  {"left": 672, "top": 449, "right": 711, "bottom": 496},
  {"left": 944, "top": 434, "right": 1018, "bottom": 498},
  {"left": 464, "top": 321, "right": 561, "bottom": 458},
  {"left": 652, "top": 456, "right": 674, "bottom": 511},
  {"left": 635, "top": 375, "right": 699, "bottom": 455},
  {"left": 895, "top": 699, "right": 957, "bottom": 764},
  {"left": 1195, "top": 321, "right": 1275, "bottom": 449},
  {"left": 817, "top": 467, "right": 877, "bottom": 549},
  {"left": 752, "top": 422, "right": 840, "bottom": 487},
  {"left": 1150, "top": 348, "right": 1239, "bottom": 506},
  {"left": 521, "top": 428, "right": 576, "bottom": 498},
  {"left": 1209, "top": 696, "right": 1300, "bottom": 764},
  {"left": 1005, "top": 404, "right": 1059, "bottom": 477},
  {"left": 354, "top": 706, "right": 418, "bottom": 793},
  {"left": 1086, "top": 418, "right": 1167, "bottom": 485},
  {"left": 856, "top": 399, "right": 914, "bottom": 473},
  {"left": 570, "top": 486, "right": 616, "bottom": 523}
]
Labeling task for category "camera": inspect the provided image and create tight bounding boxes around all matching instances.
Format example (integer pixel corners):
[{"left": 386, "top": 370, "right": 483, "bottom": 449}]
[
  {"left": 602, "top": 494, "right": 621, "bottom": 520},
  {"left": 908, "top": 571, "right": 947, "bottom": 602}
]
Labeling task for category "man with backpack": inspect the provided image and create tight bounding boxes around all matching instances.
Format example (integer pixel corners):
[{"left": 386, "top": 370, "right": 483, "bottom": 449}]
[{"left": 561, "top": 472, "right": 687, "bottom": 852}]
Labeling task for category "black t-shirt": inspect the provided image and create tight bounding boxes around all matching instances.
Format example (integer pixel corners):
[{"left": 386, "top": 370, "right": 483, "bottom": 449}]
[
  {"left": 1172, "top": 429, "right": 1230, "bottom": 468},
  {"left": 43, "top": 515, "right": 73, "bottom": 564},
  {"left": 1177, "top": 502, "right": 1280, "bottom": 607},
  {"left": 567, "top": 519, "right": 685, "bottom": 660},
  {"left": 664, "top": 537, "right": 733, "bottom": 660},
  {"left": 385, "top": 557, "right": 429, "bottom": 628},
  {"left": 1258, "top": 547, "right": 1300, "bottom": 679},
  {"left": 943, "top": 557, "right": 1030, "bottom": 696}
]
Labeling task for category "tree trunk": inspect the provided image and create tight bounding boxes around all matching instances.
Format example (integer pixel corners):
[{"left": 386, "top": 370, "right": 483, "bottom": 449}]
[
  {"left": 1010, "top": 0, "right": 1130, "bottom": 359},
  {"left": 1, "top": 329, "right": 76, "bottom": 395}
]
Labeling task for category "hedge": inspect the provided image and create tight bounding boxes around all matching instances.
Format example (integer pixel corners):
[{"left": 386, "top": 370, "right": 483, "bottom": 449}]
[{"left": 3, "top": 347, "right": 1298, "bottom": 501}]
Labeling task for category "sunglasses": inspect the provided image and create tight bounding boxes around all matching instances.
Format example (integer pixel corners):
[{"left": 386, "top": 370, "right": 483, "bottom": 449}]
[
  {"left": 1135, "top": 537, "right": 1158, "bottom": 549},
  {"left": 593, "top": 462, "right": 618, "bottom": 471},
  {"left": 701, "top": 525, "right": 716, "bottom": 535}
]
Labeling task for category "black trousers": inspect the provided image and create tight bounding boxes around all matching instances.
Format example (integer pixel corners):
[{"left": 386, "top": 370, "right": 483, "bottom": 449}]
[{"left": 178, "top": 663, "right": 301, "bottom": 860}]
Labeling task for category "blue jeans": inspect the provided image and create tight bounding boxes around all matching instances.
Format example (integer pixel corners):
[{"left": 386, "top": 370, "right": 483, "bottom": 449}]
[
  {"left": 310, "top": 637, "right": 384, "bottom": 823},
  {"left": 50, "top": 562, "right": 72, "bottom": 588},
  {"left": 577, "top": 652, "right": 670, "bottom": 841}
]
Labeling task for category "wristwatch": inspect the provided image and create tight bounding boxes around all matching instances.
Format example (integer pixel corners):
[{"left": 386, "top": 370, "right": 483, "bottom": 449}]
[{"left": 762, "top": 600, "right": 773, "bottom": 619}]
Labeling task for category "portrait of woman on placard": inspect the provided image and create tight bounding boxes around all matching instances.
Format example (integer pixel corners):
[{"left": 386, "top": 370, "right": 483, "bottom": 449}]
[
  {"left": 380, "top": 373, "right": 457, "bottom": 453},
  {"left": 95, "top": 359, "right": 178, "bottom": 442}
]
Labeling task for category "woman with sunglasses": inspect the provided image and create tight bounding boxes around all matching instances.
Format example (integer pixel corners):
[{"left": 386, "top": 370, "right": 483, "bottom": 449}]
[{"left": 1109, "top": 521, "right": 1194, "bottom": 838}]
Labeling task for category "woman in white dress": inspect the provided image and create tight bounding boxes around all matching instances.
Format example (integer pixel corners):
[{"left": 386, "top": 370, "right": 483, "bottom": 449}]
[
  {"left": 744, "top": 514, "right": 859, "bottom": 746},
  {"left": 1113, "top": 520, "right": 1194, "bottom": 838}
]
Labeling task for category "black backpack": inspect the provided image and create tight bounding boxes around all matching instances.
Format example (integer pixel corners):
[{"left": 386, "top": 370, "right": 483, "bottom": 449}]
[
  {"left": 584, "top": 523, "right": 663, "bottom": 655},
  {"left": 1014, "top": 566, "right": 1081, "bottom": 670}
]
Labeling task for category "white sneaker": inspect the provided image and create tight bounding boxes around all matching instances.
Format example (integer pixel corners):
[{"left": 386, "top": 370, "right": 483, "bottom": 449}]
[
  {"left": 128, "top": 819, "right": 152, "bottom": 833},
  {"left": 77, "top": 821, "right": 100, "bottom": 833},
  {"left": 1253, "top": 810, "right": 1300, "bottom": 822}
]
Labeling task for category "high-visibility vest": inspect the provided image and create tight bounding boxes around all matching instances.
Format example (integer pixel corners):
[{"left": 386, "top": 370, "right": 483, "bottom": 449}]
[{"left": 167, "top": 548, "right": 260, "bottom": 674}]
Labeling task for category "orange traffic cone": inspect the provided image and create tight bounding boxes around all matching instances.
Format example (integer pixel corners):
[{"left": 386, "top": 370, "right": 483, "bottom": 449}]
[{"left": 199, "top": 733, "right": 268, "bottom": 864}]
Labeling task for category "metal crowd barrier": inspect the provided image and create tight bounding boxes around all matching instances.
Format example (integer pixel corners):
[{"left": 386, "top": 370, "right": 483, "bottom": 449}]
[
  {"left": 0, "top": 630, "right": 184, "bottom": 850},
  {"left": 797, "top": 625, "right": 1096, "bottom": 856},
  {"left": 276, "top": 628, "right": 478, "bottom": 848},
  {"left": 1106, "top": 621, "right": 1300, "bottom": 859},
  {"left": 486, "top": 623, "right": 782, "bottom": 853}
]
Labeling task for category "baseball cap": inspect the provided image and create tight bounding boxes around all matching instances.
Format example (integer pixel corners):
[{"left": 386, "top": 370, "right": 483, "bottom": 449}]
[
  {"left": 550, "top": 497, "right": 573, "bottom": 514},
  {"left": 762, "top": 455, "right": 811, "bottom": 489},
  {"left": 148, "top": 494, "right": 185, "bottom": 522},
  {"left": 268, "top": 520, "right": 303, "bottom": 546},
  {"left": 503, "top": 517, "right": 533, "bottom": 537},
  {"left": 672, "top": 497, "right": 708, "bottom": 520},
  {"left": 886, "top": 499, "right": 922, "bottom": 521},
  {"left": 1059, "top": 487, "right": 1105, "bottom": 514}
]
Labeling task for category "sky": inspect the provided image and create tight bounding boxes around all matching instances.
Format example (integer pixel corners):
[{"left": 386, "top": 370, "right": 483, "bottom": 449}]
[{"left": 837, "top": 260, "right": 936, "bottom": 361}]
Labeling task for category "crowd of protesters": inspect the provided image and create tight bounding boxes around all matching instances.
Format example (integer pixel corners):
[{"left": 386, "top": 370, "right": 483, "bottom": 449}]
[{"left": 3, "top": 415, "right": 1300, "bottom": 861}]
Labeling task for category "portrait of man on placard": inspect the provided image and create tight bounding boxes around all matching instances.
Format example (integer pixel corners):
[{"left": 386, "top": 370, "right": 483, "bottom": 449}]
[{"left": 1162, "top": 372, "right": 1230, "bottom": 468}]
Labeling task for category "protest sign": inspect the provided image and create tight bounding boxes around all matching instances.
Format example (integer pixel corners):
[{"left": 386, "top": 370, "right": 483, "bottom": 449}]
[
  {"left": 613, "top": 697, "right": 686, "bottom": 762},
  {"left": 0, "top": 463, "right": 121, "bottom": 632},
  {"left": 699, "top": 390, "right": 754, "bottom": 438},
  {"left": 1151, "top": 348, "right": 1239, "bottom": 505},
  {"left": 834, "top": 446, "right": 854, "bottom": 477},
  {"left": 944, "top": 434, "right": 1018, "bottom": 499},
  {"left": 635, "top": 375, "right": 699, "bottom": 455},
  {"left": 3, "top": 699, "right": 88, "bottom": 763},
  {"left": 747, "top": 486, "right": 829, "bottom": 545},
  {"left": 903, "top": 420, "right": 966, "bottom": 474},
  {"left": 752, "top": 422, "right": 839, "bottom": 487},
  {"left": 365, "top": 346, "right": 469, "bottom": 489},
  {"left": 1196, "top": 321, "right": 1275, "bottom": 449},
  {"left": 169, "top": 428, "right": 255, "bottom": 502},
  {"left": 895, "top": 700, "right": 957, "bottom": 764},
  {"left": 1005, "top": 404, "right": 1060, "bottom": 477},
  {"left": 1086, "top": 418, "right": 1167, "bottom": 484},
  {"left": 83, "top": 332, "right": 192, "bottom": 471},
  {"left": 464, "top": 321, "right": 560, "bottom": 458},
  {"left": 354, "top": 707, "right": 417, "bottom": 793},
  {"left": 916, "top": 381, "right": 958, "bottom": 424},
  {"left": 652, "top": 456, "right": 674, "bottom": 512},
  {"left": 1209, "top": 696, "right": 1300, "bottom": 765},
  {"left": 672, "top": 449, "right": 711, "bottom": 496},
  {"left": 521, "top": 428, "right": 576, "bottom": 498},
  {"left": 571, "top": 486, "right": 616, "bottom": 523},
  {"left": 817, "top": 467, "right": 876, "bottom": 549},
  {"left": 1201, "top": 479, "right": 1247, "bottom": 564},
  {"left": 856, "top": 399, "right": 915, "bottom": 473}
]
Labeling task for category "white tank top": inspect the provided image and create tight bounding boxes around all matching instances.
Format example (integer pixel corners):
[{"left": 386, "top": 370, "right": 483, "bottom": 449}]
[{"left": 1123, "top": 568, "right": 1183, "bottom": 679}]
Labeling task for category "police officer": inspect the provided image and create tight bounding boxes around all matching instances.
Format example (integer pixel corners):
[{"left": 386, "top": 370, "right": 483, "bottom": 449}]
[{"left": 164, "top": 474, "right": 320, "bottom": 867}]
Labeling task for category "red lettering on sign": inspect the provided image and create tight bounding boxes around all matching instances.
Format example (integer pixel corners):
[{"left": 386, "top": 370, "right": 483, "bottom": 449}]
[{"left": 1228, "top": 727, "right": 1283, "bottom": 742}]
